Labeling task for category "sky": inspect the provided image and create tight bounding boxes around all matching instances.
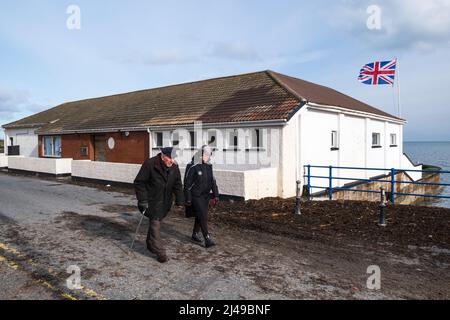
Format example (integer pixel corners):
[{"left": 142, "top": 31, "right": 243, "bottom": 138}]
[{"left": 0, "top": 0, "right": 449, "bottom": 141}]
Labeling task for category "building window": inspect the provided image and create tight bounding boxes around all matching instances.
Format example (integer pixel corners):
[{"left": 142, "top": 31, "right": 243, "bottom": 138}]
[
  {"left": 248, "top": 128, "right": 263, "bottom": 150},
  {"left": 80, "top": 146, "right": 89, "bottom": 157},
  {"left": 171, "top": 131, "right": 179, "bottom": 147},
  {"left": 372, "top": 133, "right": 381, "bottom": 148},
  {"left": 390, "top": 133, "right": 397, "bottom": 147},
  {"left": 207, "top": 130, "right": 217, "bottom": 148},
  {"left": 10, "top": 137, "right": 13, "bottom": 146},
  {"left": 189, "top": 131, "right": 195, "bottom": 148},
  {"left": 43, "top": 136, "right": 61, "bottom": 157},
  {"left": 331, "top": 131, "right": 339, "bottom": 150},
  {"left": 154, "top": 132, "right": 163, "bottom": 148},
  {"left": 228, "top": 130, "right": 238, "bottom": 150}
]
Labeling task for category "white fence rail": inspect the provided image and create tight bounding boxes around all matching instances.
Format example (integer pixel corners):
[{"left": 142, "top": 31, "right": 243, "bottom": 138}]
[{"left": 7, "top": 156, "right": 72, "bottom": 175}]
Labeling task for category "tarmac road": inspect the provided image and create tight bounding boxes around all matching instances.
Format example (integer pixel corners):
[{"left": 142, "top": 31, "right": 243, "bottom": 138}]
[{"left": 0, "top": 172, "right": 447, "bottom": 300}]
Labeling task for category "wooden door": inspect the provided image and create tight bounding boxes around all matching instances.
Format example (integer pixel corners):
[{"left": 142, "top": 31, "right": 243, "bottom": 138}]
[{"left": 94, "top": 135, "right": 106, "bottom": 162}]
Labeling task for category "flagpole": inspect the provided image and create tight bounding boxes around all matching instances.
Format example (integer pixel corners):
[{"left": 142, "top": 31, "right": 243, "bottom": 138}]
[
  {"left": 396, "top": 58, "right": 402, "bottom": 118},
  {"left": 392, "top": 66, "right": 396, "bottom": 115}
]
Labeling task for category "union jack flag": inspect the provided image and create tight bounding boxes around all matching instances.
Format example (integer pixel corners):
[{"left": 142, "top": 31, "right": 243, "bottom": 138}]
[{"left": 358, "top": 59, "right": 397, "bottom": 85}]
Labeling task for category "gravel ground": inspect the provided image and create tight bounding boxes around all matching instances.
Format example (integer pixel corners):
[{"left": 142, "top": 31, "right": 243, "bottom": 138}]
[
  {"left": 0, "top": 172, "right": 448, "bottom": 300},
  {"left": 0, "top": 261, "right": 56, "bottom": 299}
]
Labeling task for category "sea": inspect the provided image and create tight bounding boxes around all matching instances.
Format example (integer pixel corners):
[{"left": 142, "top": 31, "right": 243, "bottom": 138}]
[{"left": 404, "top": 141, "right": 450, "bottom": 208}]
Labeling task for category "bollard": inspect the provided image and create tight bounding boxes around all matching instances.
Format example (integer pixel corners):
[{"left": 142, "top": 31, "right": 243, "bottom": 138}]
[
  {"left": 294, "top": 180, "right": 302, "bottom": 215},
  {"left": 307, "top": 165, "right": 312, "bottom": 201},
  {"left": 379, "top": 187, "right": 387, "bottom": 227}
]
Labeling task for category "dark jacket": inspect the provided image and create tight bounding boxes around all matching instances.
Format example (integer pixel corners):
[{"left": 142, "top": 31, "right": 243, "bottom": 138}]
[
  {"left": 183, "top": 161, "right": 219, "bottom": 217},
  {"left": 134, "top": 154, "right": 184, "bottom": 220}
]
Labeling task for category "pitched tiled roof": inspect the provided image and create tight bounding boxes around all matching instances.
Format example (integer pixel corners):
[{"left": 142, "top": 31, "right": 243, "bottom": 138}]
[
  {"left": 268, "top": 71, "right": 401, "bottom": 120},
  {"left": 2, "top": 70, "right": 401, "bottom": 134}
]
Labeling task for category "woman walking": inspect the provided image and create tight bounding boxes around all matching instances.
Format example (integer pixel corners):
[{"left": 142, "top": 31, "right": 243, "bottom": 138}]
[{"left": 184, "top": 145, "right": 219, "bottom": 248}]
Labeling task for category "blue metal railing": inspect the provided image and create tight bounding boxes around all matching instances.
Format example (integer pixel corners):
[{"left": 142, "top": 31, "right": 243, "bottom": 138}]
[{"left": 304, "top": 164, "right": 450, "bottom": 204}]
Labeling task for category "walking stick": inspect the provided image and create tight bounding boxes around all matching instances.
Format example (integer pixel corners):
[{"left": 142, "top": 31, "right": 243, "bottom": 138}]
[{"left": 130, "top": 210, "right": 145, "bottom": 250}]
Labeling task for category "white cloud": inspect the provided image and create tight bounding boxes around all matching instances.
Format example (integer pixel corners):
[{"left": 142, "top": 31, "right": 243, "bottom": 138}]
[
  {"left": 121, "top": 48, "right": 199, "bottom": 65},
  {"left": 118, "top": 41, "right": 262, "bottom": 66},
  {"left": 208, "top": 41, "right": 261, "bottom": 61},
  {"left": 267, "top": 50, "right": 329, "bottom": 67},
  {"left": 0, "top": 89, "right": 45, "bottom": 124},
  {"left": 330, "top": 0, "right": 450, "bottom": 51}
]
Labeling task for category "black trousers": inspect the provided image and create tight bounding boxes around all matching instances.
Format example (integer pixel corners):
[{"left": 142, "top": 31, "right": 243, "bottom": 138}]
[
  {"left": 192, "top": 195, "right": 210, "bottom": 238},
  {"left": 146, "top": 219, "right": 166, "bottom": 257}
]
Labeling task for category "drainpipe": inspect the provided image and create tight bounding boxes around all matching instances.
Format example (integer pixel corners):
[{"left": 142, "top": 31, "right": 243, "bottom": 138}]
[{"left": 147, "top": 128, "right": 152, "bottom": 158}]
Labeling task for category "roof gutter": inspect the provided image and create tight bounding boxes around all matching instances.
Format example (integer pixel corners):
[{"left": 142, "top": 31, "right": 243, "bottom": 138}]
[
  {"left": 145, "top": 119, "right": 288, "bottom": 131},
  {"left": 307, "top": 102, "right": 407, "bottom": 125},
  {"left": 2, "top": 123, "right": 47, "bottom": 130},
  {"left": 37, "top": 126, "right": 149, "bottom": 135},
  {"left": 36, "top": 119, "right": 289, "bottom": 135}
]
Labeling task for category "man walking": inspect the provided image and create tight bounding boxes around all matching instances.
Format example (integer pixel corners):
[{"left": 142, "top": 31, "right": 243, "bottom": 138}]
[
  {"left": 184, "top": 145, "right": 219, "bottom": 248},
  {"left": 134, "top": 147, "right": 184, "bottom": 263}
]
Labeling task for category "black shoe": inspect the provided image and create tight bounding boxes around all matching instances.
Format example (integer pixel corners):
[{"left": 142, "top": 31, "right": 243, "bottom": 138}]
[
  {"left": 191, "top": 232, "right": 203, "bottom": 243},
  {"left": 157, "top": 255, "right": 169, "bottom": 263},
  {"left": 204, "top": 235, "right": 216, "bottom": 248}
]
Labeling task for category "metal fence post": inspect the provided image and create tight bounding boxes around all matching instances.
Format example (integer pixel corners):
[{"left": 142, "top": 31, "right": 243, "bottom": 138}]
[
  {"left": 390, "top": 168, "right": 396, "bottom": 205},
  {"left": 379, "top": 187, "right": 387, "bottom": 227},
  {"left": 307, "top": 165, "right": 311, "bottom": 200},
  {"left": 329, "top": 165, "right": 333, "bottom": 200},
  {"left": 294, "top": 180, "right": 302, "bottom": 215}
]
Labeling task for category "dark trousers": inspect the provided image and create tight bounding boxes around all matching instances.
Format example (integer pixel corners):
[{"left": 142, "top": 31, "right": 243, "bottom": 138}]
[
  {"left": 193, "top": 216, "right": 209, "bottom": 238},
  {"left": 146, "top": 219, "right": 166, "bottom": 257},
  {"left": 192, "top": 195, "right": 210, "bottom": 238}
]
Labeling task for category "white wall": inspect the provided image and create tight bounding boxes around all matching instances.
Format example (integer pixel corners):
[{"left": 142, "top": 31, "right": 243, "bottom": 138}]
[
  {"left": 182, "top": 165, "right": 278, "bottom": 200},
  {"left": 298, "top": 108, "right": 339, "bottom": 194},
  {"left": 367, "top": 119, "right": 386, "bottom": 169},
  {"left": 5, "top": 128, "right": 39, "bottom": 157},
  {"left": 244, "top": 167, "right": 279, "bottom": 199},
  {"left": 386, "top": 122, "right": 401, "bottom": 167},
  {"left": 0, "top": 154, "right": 7, "bottom": 168},
  {"left": 72, "top": 160, "right": 277, "bottom": 200},
  {"left": 339, "top": 115, "right": 366, "bottom": 183},
  {"left": 279, "top": 116, "right": 299, "bottom": 198},
  {"left": 7, "top": 156, "right": 72, "bottom": 175},
  {"left": 181, "top": 165, "right": 278, "bottom": 200},
  {"left": 72, "top": 160, "right": 141, "bottom": 184},
  {"left": 0, "top": 128, "right": 4, "bottom": 154},
  {"left": 299, "top": 105, "right": 406, "bottom": 195},
  {"left": 401, "top": 154, "right": 423, "bottom": 181}
]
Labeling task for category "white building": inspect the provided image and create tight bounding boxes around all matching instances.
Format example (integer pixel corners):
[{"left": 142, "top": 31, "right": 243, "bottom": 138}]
[
  {"left": 3, "top": 127, "right": 40, "bottom": 157},
  {"left": 1, "top": 70, "right": 419, "bottom": 199}
]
